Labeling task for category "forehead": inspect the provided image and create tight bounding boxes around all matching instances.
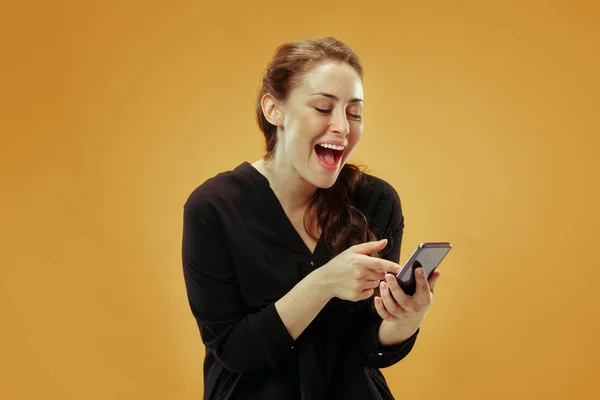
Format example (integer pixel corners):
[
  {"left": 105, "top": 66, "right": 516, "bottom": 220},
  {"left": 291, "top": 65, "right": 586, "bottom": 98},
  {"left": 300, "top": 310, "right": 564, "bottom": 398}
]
[{"left": 292, "top": 61, "right": 363, "bottom": 102}]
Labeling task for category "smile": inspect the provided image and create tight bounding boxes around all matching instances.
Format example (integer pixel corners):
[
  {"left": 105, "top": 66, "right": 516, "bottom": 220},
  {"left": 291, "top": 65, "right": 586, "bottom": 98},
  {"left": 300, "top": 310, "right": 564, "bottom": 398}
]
[
  {"left": 314, "top": 143, "right": 345, "bottom": 170},
  {"left": 317, "top": 143, "right": 345, "bottom": 151}
]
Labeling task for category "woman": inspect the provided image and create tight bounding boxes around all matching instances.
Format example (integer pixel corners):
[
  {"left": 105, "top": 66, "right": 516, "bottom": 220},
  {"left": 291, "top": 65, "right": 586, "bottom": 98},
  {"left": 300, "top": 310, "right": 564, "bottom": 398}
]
[{"left": 181, "top": 37, "right": 440, "bottom": 399}]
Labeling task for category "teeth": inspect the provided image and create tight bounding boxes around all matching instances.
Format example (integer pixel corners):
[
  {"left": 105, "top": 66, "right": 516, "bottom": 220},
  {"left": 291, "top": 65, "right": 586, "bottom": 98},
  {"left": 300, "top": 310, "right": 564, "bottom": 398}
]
[{"left": 318, "top": 143, "right": 345, "bottom": 151}]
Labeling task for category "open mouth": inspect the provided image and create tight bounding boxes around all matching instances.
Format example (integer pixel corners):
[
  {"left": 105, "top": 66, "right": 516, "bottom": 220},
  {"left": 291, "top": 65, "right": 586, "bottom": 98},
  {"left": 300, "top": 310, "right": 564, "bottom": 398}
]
[{"left": 314, "top": 143, "right": 345, "bottom": 170}]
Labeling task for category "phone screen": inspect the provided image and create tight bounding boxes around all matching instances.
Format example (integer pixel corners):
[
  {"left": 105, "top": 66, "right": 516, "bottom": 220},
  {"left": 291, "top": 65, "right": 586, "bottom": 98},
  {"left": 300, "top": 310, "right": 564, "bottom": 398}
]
[{"left": 395, "top": 242, "right": 452, "bottom": 295}]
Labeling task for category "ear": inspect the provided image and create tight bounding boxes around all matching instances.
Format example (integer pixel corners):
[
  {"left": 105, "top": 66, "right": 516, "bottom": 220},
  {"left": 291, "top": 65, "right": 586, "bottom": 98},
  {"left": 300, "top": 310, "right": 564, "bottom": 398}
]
[{"left": 261, "top": 93, "right": 283, "bottom": 127}]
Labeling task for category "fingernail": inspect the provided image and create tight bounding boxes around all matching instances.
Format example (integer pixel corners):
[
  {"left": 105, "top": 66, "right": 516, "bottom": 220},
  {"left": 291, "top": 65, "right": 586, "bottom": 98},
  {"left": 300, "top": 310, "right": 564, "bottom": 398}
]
[
  {"left": 380, "top": 282, "right": 387, "bottom": 291},
  {"left": 418, "top": 268, "right": 425, "bottom": 276},
  {"left": 385, "top": 274, "right": 394, "bottom": 282}
]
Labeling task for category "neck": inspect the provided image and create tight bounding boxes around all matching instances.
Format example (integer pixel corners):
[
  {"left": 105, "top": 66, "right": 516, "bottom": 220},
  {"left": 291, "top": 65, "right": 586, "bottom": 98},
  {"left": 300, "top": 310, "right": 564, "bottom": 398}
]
[{"left": 253, "top": 157, "right": 317, "bottom": 215}]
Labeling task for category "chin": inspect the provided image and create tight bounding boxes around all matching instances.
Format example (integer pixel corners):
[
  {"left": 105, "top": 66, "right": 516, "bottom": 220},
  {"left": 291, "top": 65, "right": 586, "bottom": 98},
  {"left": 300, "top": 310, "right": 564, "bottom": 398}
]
[
  {"left": 307, "top": 169, "right": 341, "bottom": 190},
  {"left": 315, "top": 179, "right": 337, "bottom": 190}
]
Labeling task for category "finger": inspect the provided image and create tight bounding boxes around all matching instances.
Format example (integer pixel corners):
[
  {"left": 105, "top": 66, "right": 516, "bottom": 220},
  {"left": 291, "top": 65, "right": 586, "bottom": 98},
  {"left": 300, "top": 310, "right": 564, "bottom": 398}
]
[
  {"left": 359, "top": 287, "right": 375, "bottom": 300},
  {"left": 380, "top": 281, "right": 402, "bottom": 316},
  {"left": 349, "top": 239, "right": 388, "bottom": 255},
  {"left": 374, "top": 296, "right": 395, "bottom": 320},
  {"left": 364, "top": 269, "right": 386, "bottom": 281},
  {"left": 384, "top": 273, "right": 413, "bottom": 312},
  {"left": 353, "top": 265, "right": 386, "bottom": 281},
  {"left": 366, "top": 279, "right": 380, "bottom": 289},
  {"left": 355, "top": 254, "right": 401, "bottom": 274},
  {"left": 350, "top": 265, "right": 385, "bottom": 283},
  {"left": 367, "top": 257, "right": 402, "bottom": 275},
  {"left": 377, "top": 259, "right": 402, "bottom": 275},
  {"left": 358, "top": 279, "right": 380, "bottom": 292},
  {"left": 429, "top": 270, "right": 441, "bottom": 294},
  {"left": 413, "top": 267, "right": 432, "bottom": 303}
]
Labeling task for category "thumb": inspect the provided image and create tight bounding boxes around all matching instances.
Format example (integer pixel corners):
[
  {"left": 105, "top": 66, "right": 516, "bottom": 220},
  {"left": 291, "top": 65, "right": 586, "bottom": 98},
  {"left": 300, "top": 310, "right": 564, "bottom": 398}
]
[{"left": 350, "top": 239, "right": 388, "bottom": 255}]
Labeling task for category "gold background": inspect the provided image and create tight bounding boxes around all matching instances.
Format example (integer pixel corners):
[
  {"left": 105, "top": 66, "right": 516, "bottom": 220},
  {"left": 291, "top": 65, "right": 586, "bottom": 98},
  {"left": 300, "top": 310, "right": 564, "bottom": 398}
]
[{"left": 1, "top": 0, "right": 599, "bottom": 399}]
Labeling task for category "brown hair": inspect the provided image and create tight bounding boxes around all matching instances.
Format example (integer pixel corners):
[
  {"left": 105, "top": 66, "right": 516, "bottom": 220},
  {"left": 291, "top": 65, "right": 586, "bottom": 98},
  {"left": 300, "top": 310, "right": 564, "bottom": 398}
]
[{"left": 256, "top": 37, "right": 379, "bottom": 258}]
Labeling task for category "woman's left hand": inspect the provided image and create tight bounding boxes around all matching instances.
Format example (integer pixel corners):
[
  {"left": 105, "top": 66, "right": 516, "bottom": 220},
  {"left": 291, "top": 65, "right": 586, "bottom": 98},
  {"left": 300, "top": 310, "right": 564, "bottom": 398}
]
[{"left": 374, "top": 267, "right": 441, "bottom": 343}]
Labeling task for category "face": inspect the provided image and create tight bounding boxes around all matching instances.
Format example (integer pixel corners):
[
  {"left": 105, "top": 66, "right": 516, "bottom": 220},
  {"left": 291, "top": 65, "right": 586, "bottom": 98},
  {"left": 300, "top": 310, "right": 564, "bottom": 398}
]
[{"left": 268, "top": 61, "right": 364, "bottom": 189}]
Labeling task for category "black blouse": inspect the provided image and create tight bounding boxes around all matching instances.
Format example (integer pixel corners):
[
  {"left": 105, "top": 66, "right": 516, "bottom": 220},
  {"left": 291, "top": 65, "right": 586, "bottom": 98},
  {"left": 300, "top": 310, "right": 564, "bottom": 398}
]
[{"left": 181, "top": 162, "right": 419, "bottom": 400}]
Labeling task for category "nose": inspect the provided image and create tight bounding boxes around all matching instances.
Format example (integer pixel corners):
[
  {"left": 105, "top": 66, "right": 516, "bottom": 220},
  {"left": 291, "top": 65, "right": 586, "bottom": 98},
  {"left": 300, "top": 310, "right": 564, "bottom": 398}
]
[{"left": 330, "top": 110, "right": 350, "bottom": 135}]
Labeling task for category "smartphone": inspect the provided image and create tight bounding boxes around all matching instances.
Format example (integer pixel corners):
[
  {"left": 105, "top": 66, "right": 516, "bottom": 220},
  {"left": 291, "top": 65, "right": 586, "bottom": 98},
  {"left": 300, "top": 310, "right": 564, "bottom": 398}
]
[{"left": 395, "top": 242, "right": 452, "bottom": 295}]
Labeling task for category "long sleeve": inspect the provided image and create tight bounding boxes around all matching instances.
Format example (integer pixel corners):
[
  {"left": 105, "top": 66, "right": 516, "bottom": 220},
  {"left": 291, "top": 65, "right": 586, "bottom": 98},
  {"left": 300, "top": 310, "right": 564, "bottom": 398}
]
[
  {"left": 348, "top": 184, "right": 419, "bottom": 368},
  {"left": 181, "top": 201, "right": 294, "bottom": 374},
  {"left": 351, "top": 225, "right": 419, "bottom": 368}
]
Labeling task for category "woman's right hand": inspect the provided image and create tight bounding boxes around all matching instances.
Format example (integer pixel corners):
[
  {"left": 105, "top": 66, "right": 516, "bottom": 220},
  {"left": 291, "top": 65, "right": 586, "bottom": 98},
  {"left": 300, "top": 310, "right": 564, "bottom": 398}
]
[{"left": 317, "top": 239, "right": 402, "bottom": 302}]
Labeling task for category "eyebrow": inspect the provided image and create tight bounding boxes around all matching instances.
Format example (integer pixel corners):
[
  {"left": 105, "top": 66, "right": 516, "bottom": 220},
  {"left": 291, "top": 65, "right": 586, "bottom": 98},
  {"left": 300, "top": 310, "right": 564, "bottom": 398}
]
[{"left": 310, "top": 92, "right": 363, "bottom": 103}]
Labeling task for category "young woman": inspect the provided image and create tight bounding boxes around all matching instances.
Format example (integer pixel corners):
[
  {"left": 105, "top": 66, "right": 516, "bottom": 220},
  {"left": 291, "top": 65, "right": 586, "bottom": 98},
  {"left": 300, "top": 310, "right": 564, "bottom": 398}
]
[{"left": 181, "top": 37, "right": 440, "bottom": 400}]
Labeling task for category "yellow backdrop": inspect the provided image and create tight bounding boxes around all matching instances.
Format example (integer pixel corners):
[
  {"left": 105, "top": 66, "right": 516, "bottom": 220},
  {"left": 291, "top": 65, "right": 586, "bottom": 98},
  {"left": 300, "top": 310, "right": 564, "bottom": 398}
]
[{"left": 2, "top": 1, "right": 599, "bottom": 399}]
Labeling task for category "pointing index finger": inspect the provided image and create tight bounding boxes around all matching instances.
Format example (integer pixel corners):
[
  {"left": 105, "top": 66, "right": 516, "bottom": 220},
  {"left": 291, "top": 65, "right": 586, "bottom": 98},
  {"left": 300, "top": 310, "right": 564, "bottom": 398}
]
[
  {"left": 377, "top": 258, "right": 401, "bottom": 275},
  {"left": 355, "top": 254, "right": 401, "bottom": 275}
]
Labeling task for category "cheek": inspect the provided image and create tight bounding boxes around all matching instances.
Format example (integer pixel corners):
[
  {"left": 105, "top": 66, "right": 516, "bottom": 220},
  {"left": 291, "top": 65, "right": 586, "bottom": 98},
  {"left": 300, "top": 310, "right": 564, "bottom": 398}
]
[
  {"left": 304, "top": 114, "right": 328, "bottom": 134},
  {"left": 294, "top": 114, "right": 326, "bottom": 144},
  {"left": 350, "top": 126, "right": 363, "bottom": 145}
]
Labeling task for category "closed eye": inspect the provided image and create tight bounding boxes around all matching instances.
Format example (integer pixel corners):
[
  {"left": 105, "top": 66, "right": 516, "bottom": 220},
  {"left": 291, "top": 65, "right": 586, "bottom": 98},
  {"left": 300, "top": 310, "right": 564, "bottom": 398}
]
[{"left": 314, "top": 107, "right": 362, "bottom": 121}]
